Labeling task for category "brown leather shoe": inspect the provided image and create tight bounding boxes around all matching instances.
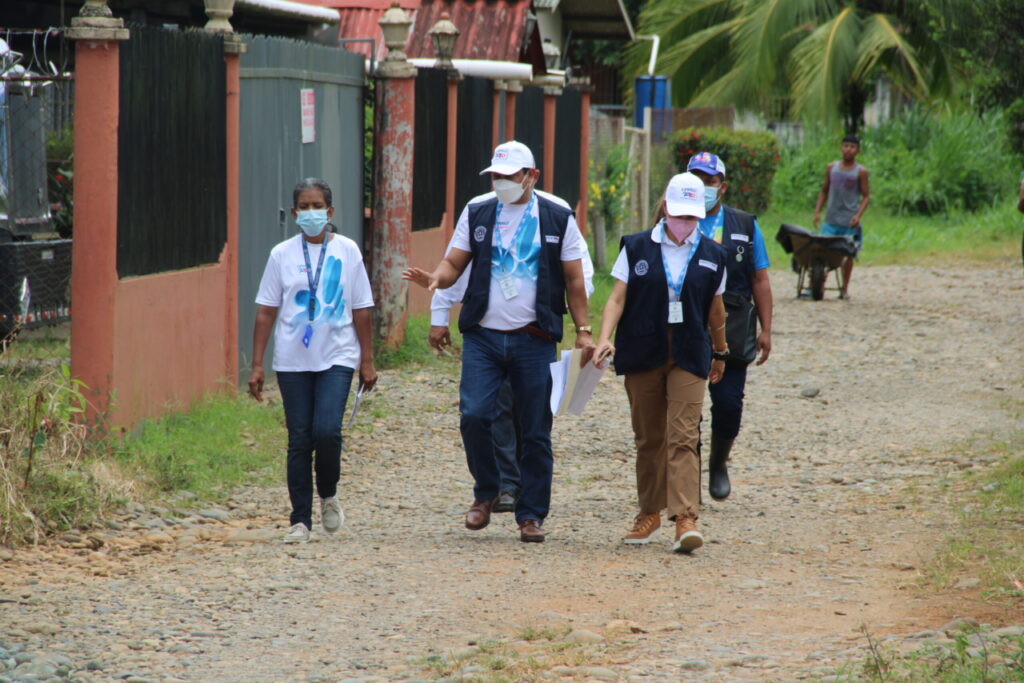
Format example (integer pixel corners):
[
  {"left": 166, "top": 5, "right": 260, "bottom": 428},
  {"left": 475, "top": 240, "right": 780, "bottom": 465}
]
[
  {"left": 518, "top": 519, "right": 545, "bottom": 543},
  {"left": 465, "top": 498, "right": 496, "bottom": 530}
]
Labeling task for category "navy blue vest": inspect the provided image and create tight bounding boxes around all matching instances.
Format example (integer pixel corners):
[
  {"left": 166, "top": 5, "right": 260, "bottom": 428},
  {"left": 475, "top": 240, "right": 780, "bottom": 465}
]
[
  {"left": 613, "top": 228, "right": 728, "bottom": 379},
  {"left": 458, "top": 194, "right": 571, "bottom": 342},
  {"left": 717, "top": 205, "right": 757, "bottom": 299}
]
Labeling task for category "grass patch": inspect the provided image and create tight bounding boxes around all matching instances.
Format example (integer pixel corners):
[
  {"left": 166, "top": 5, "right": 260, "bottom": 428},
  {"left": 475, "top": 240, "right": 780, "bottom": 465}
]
[
  {"left": 921, "top": 431, "right": 1024, "bottom": 606},
  {"left": 838, "top": 626, "right": 1024, "bottom": 682},
  {"left": 0, "top": 327, "right": 290, "bottom": 544},
  {"left": 376, "top": 313, "right": 455, "bottom": 369},
  {"left": 417, "top": 632, "right": 598, "bottom": 681},
  {"left": 0, "top": 339, "right": 124, "bottom": 544},
  {"left": 113, "top": 393, "right": 287, "bottom": 500},
  {"left": 1, "top": 327, "right": 70, "bottom": 361},
  {"left": 758, "top": 202, "right": 1021, "bottom": 267}
]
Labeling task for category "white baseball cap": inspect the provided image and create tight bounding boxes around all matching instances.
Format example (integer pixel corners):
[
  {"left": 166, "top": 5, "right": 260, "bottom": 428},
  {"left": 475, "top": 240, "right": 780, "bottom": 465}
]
[
  {"left": 664, "top": 172, "right": 707, "bottom": 218},
  {"left": 479, "top": 140, "right": 535, "bottom": 176}
]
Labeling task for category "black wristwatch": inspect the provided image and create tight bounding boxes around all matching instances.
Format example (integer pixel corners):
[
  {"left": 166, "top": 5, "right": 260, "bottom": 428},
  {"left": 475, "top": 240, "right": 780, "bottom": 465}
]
[{"left": 712, "top": 348, "right": 730, "bottom": 361}]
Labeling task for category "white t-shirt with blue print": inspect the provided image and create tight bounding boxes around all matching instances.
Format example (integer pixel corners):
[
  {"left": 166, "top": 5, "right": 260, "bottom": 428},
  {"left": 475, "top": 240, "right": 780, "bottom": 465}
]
[
  {"left": 698, "top": 208, "right": 770, "bottom": 271},
  {"left": 255, "top": 233, "right": 374, "bottom": 372},
  {"left": 451, "top": 191, "right": 587, "bottom": 331}
]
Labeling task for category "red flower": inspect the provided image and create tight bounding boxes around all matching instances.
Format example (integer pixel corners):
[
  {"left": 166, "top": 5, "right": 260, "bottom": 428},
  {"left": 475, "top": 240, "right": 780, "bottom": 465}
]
[{"left": 54, "top": 173, "right": 66, "bottom": 183}]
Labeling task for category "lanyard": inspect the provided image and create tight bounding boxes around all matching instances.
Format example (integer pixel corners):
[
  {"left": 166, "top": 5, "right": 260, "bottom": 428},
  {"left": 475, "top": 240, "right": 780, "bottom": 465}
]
[
  {"left": 700, "top": 211, "right": 724, "bottom": 243},
  {"left": 662, "top": 223, "right": 701, "bottom": 301},
  {"left": 493, "top": 193, "right": 537, "bottom": 274},
  {"left": 301, "top": 237, "right": 328, "bottom": 321}
]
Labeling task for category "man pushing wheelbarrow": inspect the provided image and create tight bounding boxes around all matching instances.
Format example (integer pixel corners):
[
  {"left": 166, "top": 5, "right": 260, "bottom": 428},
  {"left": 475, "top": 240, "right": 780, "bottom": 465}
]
[{"left": 812, "top": 134, "right": 870, "bottom": 299}]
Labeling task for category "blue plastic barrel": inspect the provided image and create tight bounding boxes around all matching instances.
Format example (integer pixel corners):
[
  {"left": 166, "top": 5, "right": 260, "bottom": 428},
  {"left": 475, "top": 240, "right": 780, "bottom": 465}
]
[{"left": 633, "top": 75, "right": 670, "bottom": 127}]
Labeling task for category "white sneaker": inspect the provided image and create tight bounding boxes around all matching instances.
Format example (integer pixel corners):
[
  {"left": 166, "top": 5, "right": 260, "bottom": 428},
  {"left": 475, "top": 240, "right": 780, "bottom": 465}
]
[
  {"left": 320, "top": 497, "right": 344, "bottom": 534},
  {"left": 283, "top": 523, "right": 310, "bottom": 544}
]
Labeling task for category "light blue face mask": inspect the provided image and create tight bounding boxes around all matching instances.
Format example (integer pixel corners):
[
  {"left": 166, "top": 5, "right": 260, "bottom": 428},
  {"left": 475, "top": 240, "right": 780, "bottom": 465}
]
[
  {"left": 703, "top": 185, "right": 720, "bottom": 212},
  {"left": 296, "top": 209, "right": 329, "bottom": 237}
]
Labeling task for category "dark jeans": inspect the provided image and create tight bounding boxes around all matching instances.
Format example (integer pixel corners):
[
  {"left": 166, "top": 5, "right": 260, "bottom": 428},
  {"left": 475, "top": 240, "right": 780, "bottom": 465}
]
[
  {"left": 493, "top": 378, "right": 521, "bottom": 496},
  {"left": 708, "top": 362, "right": 748, "bottom": 440},
  {"left": 460, "top": 327, "right": 555, "bottom": 523},
  {"left": 277, "top": 365, "right": 354, "bottom": 529}
]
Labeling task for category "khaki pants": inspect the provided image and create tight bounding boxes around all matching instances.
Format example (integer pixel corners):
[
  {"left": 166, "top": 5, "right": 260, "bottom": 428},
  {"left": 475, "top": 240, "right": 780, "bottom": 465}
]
[{"left": 624, "top": 359, "right": 705, "bottom": 520}]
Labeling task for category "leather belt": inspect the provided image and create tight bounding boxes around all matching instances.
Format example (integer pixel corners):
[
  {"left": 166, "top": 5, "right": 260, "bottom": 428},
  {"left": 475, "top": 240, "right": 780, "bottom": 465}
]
[{"left": 500, "top": 323, "right": 554, "bottom": 343}]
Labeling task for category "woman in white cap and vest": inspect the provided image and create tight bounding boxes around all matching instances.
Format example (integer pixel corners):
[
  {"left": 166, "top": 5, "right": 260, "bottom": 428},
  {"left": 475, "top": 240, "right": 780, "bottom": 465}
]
[{"left": 593, "top": 172, "right": 729, "bottom": 553}]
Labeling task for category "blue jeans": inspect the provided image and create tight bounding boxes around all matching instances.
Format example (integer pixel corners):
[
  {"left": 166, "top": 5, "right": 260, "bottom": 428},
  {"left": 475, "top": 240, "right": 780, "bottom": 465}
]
[
  {"left": 277, "top": 365, "right": 354, "bottom": 529},
  {"left": 460, "top": 328, "right": 555, "bottom": 523},
  {"left": 708, "top": 363, "right": 747, "bottom": 440},
  {"left": 493, "top": 378, "right": 521, "bottom": 496}
]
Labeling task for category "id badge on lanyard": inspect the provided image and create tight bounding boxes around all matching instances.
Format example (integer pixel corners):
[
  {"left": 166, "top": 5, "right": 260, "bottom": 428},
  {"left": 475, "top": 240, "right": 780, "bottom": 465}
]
[
  {"left": 668, "top": 301, "right": 683, "bottom": 323},
  {"left": 498, "top": 275, "right": 519, "bottom": 300},
  {"left": 301, "top": 239, "right": 328, "bottom": 348},
  {"left": 664, "top": 230, "right": 700, "bottom": 324}
]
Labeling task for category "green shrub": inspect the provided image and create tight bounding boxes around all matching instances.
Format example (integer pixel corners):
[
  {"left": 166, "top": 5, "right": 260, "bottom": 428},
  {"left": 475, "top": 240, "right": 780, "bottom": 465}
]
[
  {"left": 773, "top": 108, "right": 1019, "bottom": 216},
  {"left": 671, "top": 127, "right": 781, "bottom": 214},
  {"left": 588, "top": 143, "right": 633, "bottom": 232}
]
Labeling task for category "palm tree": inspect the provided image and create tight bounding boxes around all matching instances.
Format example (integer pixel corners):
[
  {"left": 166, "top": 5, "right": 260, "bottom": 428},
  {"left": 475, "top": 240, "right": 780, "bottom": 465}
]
[{"left": 625, "top": 0, "right": 956, "bottom": 131}]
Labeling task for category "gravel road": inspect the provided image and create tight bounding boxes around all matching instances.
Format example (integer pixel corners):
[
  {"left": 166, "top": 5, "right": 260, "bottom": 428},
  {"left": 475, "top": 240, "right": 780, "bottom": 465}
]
[{"left": 1, "top": 264, "right": 1022, "bottom": 682}]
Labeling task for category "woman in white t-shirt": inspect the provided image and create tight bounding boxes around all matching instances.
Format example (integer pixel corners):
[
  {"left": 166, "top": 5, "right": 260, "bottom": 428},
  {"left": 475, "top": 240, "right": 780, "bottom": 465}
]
[{"left": 249, "top": 178, "right": 377, "bottom": 544}]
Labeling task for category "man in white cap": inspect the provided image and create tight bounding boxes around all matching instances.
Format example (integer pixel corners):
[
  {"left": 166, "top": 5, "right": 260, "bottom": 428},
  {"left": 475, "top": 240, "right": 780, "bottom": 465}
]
[
  {"left": 404, "top": 140, "right": 594, "bottom": 543},
  {"left": 428, "top": 195, "right": 595, "bottom": 516}
]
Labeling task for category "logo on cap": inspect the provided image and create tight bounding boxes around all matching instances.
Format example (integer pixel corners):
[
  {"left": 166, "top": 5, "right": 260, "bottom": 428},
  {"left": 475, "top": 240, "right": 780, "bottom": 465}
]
[
  {"left": 473, "top": 226, "right": 487, "bottom": 242},
  {"left": 697, "top": 152, "right": 712, "bottom": 163},
  {"left": 495, "top": 150, "right": 508, "bottom": 160},
  {"left": 682, "top": 188, "right": 698, "bottom": 201},
  {"left": 634, "top": 259, "right": 649, "bottom": 276}
]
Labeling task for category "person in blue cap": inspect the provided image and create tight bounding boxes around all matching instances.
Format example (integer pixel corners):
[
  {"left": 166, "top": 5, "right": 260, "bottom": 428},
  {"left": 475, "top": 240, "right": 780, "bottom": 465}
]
[{"left": 686, "top": 152, "right": 774, "bottom": 501}]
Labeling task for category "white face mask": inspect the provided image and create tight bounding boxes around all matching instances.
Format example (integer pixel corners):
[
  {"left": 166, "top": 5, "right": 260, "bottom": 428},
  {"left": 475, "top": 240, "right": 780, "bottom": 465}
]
[{"left": 493, "top": 178, "right": 525, "bottom": 204}]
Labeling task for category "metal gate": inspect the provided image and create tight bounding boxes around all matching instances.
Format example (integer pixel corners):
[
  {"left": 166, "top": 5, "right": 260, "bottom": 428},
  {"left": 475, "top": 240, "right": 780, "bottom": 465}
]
[{"left": 238, "top": 35, "right": 364, "bottom": 378}]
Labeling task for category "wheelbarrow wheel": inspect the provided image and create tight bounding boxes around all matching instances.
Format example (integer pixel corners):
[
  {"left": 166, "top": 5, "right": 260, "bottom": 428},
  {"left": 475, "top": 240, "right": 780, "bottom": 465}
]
[{"left": 810, "top": 260, "right": 826, "bottom": 301}]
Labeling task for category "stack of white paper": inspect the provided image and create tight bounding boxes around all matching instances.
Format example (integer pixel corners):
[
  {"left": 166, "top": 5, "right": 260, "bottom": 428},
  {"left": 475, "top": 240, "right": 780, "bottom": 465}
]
[{"left": 549, "top": 348, "right": 608, "bottom": 416}]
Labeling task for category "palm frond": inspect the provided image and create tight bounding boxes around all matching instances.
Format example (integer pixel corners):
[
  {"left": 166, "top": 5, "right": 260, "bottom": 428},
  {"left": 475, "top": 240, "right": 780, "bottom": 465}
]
[
  {"left": 622, "top": 0, "right": 738, "bottom": 102},
  {"left": 853, "top": 13, "right": 928, "bottom": 99},
  {"left": 729, "top": 0, "right": 839, "bottom": 89},
  {"left": 653, "top": 17, "right": 743, "bottom": 106},
  {"left": 788, "top": 6, "right": 862, "bottom": 123}
]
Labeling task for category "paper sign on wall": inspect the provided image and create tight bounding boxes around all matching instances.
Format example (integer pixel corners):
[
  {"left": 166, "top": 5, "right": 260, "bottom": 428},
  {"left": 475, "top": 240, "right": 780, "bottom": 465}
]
[{"left": 300, "top": 88, "right": 315, "bottom": 144}]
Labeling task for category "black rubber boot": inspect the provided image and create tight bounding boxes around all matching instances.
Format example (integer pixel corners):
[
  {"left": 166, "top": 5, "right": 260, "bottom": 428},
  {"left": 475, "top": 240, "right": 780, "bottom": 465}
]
[{"left": 708, "top": 434, "right": 734, "bottom": 501}]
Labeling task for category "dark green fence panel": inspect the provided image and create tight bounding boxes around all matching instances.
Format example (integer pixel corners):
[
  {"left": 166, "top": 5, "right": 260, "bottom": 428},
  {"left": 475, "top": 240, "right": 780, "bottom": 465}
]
[
  {"left": 118, "top": 27, "right": 226, "bottom": 277},
  {"left": 554, "top": 87, "right": 581, "bottom": 209},
  {"left": 412, "top": 67, "right": 448, "bottom": 231},
  {"left": 514, "top": 85, "right": 544, "bottom": 179},
  {"left": 454, "top": 76, "right": 494, "bottom": 214}
]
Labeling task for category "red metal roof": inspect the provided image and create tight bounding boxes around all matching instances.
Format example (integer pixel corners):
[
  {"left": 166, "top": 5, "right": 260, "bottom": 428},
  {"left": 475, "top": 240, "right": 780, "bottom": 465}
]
[
  {"left": 296, "top": 0, "right": 539, "bottom": 66},
  {"left": 409, "top": 0, "right": 530, "bottom": 63}
]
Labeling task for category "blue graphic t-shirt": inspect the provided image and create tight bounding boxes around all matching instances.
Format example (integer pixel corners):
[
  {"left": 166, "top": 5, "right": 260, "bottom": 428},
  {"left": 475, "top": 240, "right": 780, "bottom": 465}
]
[
  {"left": 451, "top": 191, "right": 588, "bottom": 330},
  {"left": 256, "top": 233, "right": 374, "bottom": 372}
]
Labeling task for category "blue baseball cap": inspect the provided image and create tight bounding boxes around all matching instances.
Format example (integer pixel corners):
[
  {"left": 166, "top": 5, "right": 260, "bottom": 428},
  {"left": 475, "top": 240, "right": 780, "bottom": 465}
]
[{"left": 687, "top": 151, "right": 726, "bottom": 177}]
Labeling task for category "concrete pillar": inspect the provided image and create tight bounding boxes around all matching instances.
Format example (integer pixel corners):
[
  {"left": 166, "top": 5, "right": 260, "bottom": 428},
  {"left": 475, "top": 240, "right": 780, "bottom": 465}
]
[
  {"left": 443, "top": 76, "right": 458, "bottom": 250},
  {"left": 371, "top": 6, "right": 417, "bottom": 348},
  {"left": 576, "top": 81, "right": 592, "bottom": 237},
  {"left": 491, "top": 81, "right": 503, "bottom": 150},
  {"left": 223, "top": 35, "right": 246, "bottom": 388},
  {"left": 504, "top": 80, "right": 521, "bottom": 142},
  {"left": 66, "top": 4, "right": 128, "bottom": 424},
  {"left": 542, "top": 86, "right": 561, "bottom": 194}
]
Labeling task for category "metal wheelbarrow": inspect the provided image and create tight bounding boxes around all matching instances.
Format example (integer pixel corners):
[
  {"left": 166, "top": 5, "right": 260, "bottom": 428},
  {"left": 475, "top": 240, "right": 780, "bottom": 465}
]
[{"left": 775, "top": 223, "right": 859, "bottom": 300}]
